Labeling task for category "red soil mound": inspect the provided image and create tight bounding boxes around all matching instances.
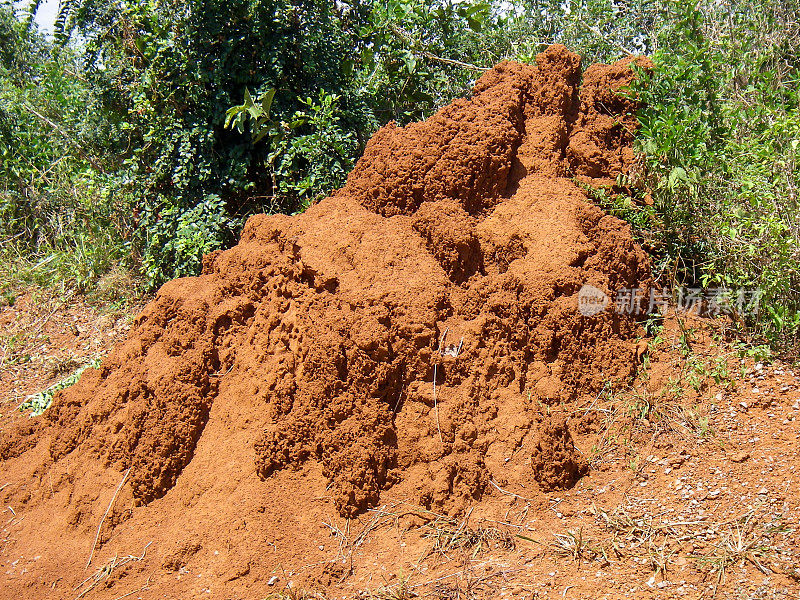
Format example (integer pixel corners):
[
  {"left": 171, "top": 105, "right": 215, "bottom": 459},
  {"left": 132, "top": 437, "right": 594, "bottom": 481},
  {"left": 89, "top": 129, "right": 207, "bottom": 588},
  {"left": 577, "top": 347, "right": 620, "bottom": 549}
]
[{"left": 0, "top": 45, "right": 652, "bottom": 597}]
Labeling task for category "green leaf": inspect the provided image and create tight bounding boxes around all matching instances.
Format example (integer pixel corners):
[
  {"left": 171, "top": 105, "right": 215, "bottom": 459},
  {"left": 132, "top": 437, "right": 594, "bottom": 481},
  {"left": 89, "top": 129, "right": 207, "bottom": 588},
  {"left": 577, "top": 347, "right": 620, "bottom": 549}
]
[
  {"left": 253, "top": 123, "right": 276, "bottom": 143},
  {"left": 260, "top": 88, "right": 276, "bottom": 116},
  {"left": 224, "top": 105, "right": 240, "bottom": 129},
  {"left": 668, "top": 166, "right": 688, "bottom": 188}
]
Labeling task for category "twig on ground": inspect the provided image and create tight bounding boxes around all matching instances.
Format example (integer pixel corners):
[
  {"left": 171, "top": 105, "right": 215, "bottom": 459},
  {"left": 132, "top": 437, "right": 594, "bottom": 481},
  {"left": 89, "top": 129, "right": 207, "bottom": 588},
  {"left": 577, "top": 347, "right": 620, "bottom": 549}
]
[
  {"left": 489, "top": 479, "right": 535, "bottom": 504},
  {"left": 431, "top": 327, "right": 465, "bottom": 444},
  {"left": 87, "top": 467, "right": 131, "bottom": 569},
  {"left": 432, "top": 328, "right": 447, "bottom": 444}
]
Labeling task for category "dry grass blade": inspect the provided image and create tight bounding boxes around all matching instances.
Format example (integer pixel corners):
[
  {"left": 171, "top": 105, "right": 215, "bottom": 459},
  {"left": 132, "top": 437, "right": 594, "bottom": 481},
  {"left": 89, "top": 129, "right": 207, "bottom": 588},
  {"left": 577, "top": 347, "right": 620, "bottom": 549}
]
[
  {"left": 74, "top": 541, "right": 151, "bottom": 599},
  {"left": 365, "top": 571, "right": 417, "bottom": 600},
  {"left": 265, "top": 587, "right": 330, "bottom": 600},
  {"left": 551, "top": 527, "right": 597, "bottom": 562},
  {"left": 87, "top": 467, "right": 131, "bottom": 568},
  {"left": 108, "top": 577, "right": 151, "bottom": 600},
  {"left": 422, "top": 509, "right": 515, "bottom": 559},
  {"left": 321, "top": 505, "right": 394, "bottom": 581},
  {"left": 697, "top": 522, "right": 772, "bottom": 584}
]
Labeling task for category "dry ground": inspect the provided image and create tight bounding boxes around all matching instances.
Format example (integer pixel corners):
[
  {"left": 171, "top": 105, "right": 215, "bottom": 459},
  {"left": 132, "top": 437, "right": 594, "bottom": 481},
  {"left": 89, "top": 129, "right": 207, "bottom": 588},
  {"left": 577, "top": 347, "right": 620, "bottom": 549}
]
[{"left": 1, "top": 289, "right": 798, "bottom": 600}]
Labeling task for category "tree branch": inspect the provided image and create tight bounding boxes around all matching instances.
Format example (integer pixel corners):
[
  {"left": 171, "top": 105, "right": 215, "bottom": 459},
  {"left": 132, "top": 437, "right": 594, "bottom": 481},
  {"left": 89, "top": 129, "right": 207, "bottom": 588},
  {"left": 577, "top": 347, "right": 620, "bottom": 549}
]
[
  {"left": 576, "top": 17, "right": 637, "bottom": 57},
  {"left": 387, "top": 22, "right": 489, "bottom": 73},
  {"left": 415, "top": 50, "right": 490, "bottom": 72},
  {"left": 20, "top": 102, "right": 105, "bottom": 173}
]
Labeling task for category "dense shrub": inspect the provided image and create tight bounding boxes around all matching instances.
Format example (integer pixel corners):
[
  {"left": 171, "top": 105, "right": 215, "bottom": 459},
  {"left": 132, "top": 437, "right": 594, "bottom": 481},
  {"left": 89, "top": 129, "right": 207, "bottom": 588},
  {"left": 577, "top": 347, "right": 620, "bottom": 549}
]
[
  {"left": 42, "top": 0, "right": 513, "bottom": 286},
  {"left": 0, "top": 3, "right": 132, "bottom": 293},
  {"left": 629, "top": 1, "right": 800, "bottom": 351}
]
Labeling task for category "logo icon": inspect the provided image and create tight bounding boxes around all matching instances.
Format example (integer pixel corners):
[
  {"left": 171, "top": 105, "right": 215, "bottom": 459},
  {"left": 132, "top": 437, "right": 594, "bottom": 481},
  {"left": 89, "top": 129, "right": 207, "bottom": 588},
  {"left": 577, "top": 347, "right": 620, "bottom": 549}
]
[{"left": 578, "top": 284, "right": 609, "bottom": 316}]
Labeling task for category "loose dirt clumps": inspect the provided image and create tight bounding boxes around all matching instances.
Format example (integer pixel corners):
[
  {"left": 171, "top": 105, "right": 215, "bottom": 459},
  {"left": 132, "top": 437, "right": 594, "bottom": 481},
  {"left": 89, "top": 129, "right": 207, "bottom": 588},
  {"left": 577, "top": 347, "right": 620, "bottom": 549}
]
[
  {"left": 1, "top": 45, "right": 655, "bottom": 597},
  {"left": 530, "top": 416, "right": 589, "bottom": 491}
]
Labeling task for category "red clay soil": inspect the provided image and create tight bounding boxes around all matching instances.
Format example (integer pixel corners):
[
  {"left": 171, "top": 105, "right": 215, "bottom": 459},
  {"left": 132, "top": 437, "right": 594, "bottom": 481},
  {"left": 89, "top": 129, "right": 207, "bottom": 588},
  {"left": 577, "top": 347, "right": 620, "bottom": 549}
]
[{"left": 0, "top": 45, "right": 655, "bottom": 598}]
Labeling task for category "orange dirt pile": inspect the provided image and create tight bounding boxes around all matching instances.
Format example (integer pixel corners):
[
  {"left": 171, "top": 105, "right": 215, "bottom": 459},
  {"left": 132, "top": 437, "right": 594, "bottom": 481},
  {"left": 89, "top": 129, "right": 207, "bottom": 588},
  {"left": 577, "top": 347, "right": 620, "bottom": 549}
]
[{"left": 0, "top": 45, "right": 653, "bottom": 597}]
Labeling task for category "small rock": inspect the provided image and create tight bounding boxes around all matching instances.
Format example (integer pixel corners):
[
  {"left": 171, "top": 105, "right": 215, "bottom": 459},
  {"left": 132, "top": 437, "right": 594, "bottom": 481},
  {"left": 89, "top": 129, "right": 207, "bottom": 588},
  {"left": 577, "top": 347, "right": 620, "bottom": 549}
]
[
  {"left": 267, "top": 575, "right": 278, "bottom": 586},
  {"left": 730, "top": 451, "right": 750, "bottom": 463}
]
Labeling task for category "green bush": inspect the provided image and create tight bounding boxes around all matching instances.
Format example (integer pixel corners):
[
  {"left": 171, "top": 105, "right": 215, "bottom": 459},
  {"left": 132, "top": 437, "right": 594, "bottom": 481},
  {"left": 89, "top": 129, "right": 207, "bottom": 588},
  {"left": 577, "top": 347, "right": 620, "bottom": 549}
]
[
  {"left": 630, "top": 1, "right": 800, "bottom": 351},
  {"left": 140, "top": 193, "right": 235, "bottom": 285},
  {"left": 0, "top": 2, "right": 132, "bottom": 294},
  {"left": 226, "top": 88, "right": 358, "bottom": 212}
]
